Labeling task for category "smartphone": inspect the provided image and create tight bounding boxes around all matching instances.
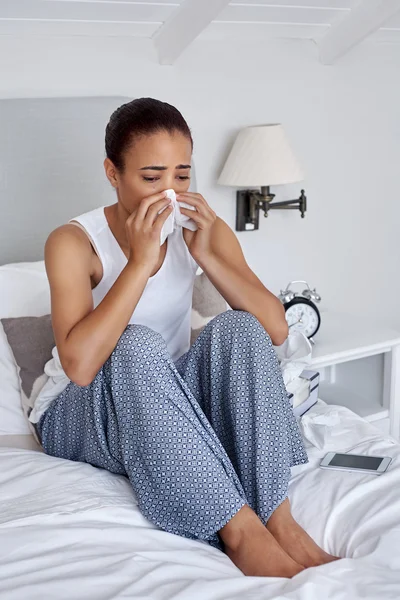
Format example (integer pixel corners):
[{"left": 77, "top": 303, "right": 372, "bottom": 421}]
[{"left": 320, "top": 452, "right": 392, "bottom": 475}]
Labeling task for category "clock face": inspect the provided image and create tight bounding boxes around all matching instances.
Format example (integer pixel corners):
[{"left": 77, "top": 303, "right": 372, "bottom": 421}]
[{"left": 285, "top": 301, "right": 320, "bottom": 338}]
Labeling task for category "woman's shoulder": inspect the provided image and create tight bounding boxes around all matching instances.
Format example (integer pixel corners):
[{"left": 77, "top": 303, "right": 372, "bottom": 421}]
[
  {"left": 44, "top": 223, "right": 101, "bottom": 301},
  {"left": 46, "top": 223, "right": 92, "bottom": 256},
  {"left": 44, "top": 224, "right": 94, "bottom": 278}
]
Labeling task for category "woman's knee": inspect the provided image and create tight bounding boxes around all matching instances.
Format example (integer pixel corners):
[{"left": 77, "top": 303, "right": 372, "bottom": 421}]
[
  {"left": 210, "top": 310, "right": 272, "bottom": 344},
  {"left": 115, "top": 324, "right": 168, "bottom": 362}
]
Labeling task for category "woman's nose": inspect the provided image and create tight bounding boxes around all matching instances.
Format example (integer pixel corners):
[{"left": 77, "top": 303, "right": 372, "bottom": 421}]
[{"left": 163, "top": 176, "right": 176, "bottom": 191}]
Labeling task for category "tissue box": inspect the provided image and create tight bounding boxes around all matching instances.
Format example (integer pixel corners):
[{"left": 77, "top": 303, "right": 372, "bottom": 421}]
[{"left": 287, "top": 370, "right": 319, "bottom": 417}]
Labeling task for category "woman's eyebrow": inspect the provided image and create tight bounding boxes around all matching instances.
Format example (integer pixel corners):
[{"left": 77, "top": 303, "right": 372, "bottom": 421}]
[
  {"left": 139, "top": 165, "right": 167, "bottom": 171},
  {"left": 139, "top": 164, "right": 191, "bottom": 171}
]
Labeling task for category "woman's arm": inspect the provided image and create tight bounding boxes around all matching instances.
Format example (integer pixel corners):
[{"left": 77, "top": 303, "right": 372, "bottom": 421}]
[
  {"left": 46, "top": 225, "right": 152, "bottom": 387},
  {"left": 198, "top": 232, "right": 288, "bottom": 346},
  {"left": 180, "top": 195, "right": 289, "bottom": 346},
  {"left": 47, "top": 192, "right": 172, "bottom": 386}
]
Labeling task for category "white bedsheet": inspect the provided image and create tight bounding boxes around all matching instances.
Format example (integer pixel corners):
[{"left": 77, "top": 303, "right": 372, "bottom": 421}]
[{"left": 0, "top": 400, "right": 399, "bottom": 600}]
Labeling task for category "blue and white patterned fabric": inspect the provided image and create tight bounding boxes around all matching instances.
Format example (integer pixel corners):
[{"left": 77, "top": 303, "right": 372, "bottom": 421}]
[{"left": 37, "top": 310, "right": 309, "bottom": 551}]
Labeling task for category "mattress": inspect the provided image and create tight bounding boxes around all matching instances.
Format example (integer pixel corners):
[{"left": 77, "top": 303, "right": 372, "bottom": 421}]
[{"left": 0, "top": 400, "right": 399, "bottom": 600}]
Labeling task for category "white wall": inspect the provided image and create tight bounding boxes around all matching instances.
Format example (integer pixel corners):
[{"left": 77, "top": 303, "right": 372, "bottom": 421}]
[{"left": 1, "top": 34, "right": 400, "bottom": 329}]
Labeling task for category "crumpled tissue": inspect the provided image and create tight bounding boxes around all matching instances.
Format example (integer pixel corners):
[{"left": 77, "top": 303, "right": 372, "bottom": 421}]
[
  {"left": 273, "top": 330, "right": 313, "bottom": 406},
  {"left": 158, "top": 189, "right": 198, "bottom": 245},
  {"left": 300, "top": 400, "right": 398, "bottom": 451}
]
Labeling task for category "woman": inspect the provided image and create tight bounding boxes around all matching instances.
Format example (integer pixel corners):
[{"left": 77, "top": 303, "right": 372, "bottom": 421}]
[{"left": 31, "top": 98, "right": 338, "bottom": 578}]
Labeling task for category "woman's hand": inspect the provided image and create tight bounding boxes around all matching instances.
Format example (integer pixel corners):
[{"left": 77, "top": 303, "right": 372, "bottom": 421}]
[
  {"left": 125, "top": 191, "right": 173, "bottom": 272},
  {"left": 177, "top": 192, "right": 217, "bottom": 261}
]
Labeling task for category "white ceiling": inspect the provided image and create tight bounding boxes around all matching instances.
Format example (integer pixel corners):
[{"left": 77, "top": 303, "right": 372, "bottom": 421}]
[{"left": 0, "top": 0, "right": 400, "bottom": 62}]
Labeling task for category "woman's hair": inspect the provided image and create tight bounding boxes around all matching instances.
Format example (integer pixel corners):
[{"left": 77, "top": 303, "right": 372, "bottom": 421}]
[{"left": 105, "top": 97, "right": 193, "bottom": 171}]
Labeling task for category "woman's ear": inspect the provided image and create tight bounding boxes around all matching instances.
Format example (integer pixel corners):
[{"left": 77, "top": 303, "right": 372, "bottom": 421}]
[{"left": 104, "top": 158, "right": 119, "bottom": 188}]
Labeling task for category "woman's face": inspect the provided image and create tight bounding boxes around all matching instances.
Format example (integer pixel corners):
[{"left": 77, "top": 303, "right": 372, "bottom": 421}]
[{"left": 105, "top": 130, "right": 192, "bottom": 214}]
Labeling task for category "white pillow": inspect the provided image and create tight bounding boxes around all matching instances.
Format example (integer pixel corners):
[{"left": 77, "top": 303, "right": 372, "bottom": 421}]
[
  {"left": 0, "top": 261, "right": 50, "bottom": 436},
  {"left": 0, "top": 261, "right": 50, "bottom": 317},
  {"left": 0, "top": 324, "right": 28, "bottom": 435}
]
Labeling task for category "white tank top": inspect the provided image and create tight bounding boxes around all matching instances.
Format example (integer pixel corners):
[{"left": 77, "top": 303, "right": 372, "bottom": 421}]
[{"left": 29, "top": 205, "right": 199, "bottom": 424}]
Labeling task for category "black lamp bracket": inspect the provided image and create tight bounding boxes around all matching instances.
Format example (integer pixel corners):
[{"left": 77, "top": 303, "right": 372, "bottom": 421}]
[{"left": 235, "top": 186, "right": 307, "bottom": 231}]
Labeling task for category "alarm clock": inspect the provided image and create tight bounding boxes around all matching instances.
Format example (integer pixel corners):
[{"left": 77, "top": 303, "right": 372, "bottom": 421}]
[{"left": 278, "top": 281, "right": 321, "bottom": 341}]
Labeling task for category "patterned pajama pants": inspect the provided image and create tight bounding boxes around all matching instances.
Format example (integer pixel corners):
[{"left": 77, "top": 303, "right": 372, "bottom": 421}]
[{"left": 37, "top": 310, "right": 309, "bottom": 551}]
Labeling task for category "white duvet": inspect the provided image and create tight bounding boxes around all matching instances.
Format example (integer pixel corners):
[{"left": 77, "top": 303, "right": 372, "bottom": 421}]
[{"left": 0, "top": 400, "right": 399, "bottom": 600}]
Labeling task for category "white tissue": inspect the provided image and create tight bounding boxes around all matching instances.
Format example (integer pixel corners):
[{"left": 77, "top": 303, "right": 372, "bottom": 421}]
[
  {"left": 158, "top": 189, "right": 198, "bottom": 246},
  {"left": 300, "top": 401, "right": 399, "bottom": 451},
  {"left": 273, "top": 330, "right": 313, "bottom": 387}
]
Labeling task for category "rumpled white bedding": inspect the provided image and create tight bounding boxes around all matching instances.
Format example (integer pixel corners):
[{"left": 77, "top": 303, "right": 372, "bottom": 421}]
[{"left": 0, "top": 400, "right": 399, "bottom": 600}]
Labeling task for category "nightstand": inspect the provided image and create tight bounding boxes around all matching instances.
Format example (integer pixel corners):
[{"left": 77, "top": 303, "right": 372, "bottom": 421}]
[{"left": 309, "top": 312, "right": 400, "bottom": 441}]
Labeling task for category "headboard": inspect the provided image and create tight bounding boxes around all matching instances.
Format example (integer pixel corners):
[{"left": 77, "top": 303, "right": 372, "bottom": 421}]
[{"left": 0, "top": 97, "right": 197, "bottom": 266}]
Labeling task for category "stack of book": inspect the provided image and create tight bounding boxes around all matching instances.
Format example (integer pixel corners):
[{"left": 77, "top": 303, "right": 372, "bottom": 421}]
[{"left": 287, "top": 370, "right": 319, "bottom": 417}]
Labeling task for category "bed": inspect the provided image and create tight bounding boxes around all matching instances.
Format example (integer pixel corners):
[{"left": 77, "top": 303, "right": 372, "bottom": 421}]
[
  {"left": 1, "top": 97, "right": 399, "bottom": 599},
  {"left": 1, "top": 403, "right": 400, "bottom": 599}
]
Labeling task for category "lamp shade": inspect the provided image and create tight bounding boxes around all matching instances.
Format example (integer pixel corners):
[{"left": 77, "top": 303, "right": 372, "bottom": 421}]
[{"left": 218, "top": 124, "right": 304, "bottom": 187}]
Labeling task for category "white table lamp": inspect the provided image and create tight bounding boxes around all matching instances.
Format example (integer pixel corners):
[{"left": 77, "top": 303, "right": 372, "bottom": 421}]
[{"left": 218, "top": 124, "right": 307, "bottom": 231}]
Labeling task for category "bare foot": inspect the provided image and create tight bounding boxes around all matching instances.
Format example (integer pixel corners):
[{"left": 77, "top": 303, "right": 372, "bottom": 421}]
[
  {"left": 266, "top": 498, "right": 340, "bottom": 568},
  {"left": 219, "top": 504, "right": 305, "bottom": 578}
]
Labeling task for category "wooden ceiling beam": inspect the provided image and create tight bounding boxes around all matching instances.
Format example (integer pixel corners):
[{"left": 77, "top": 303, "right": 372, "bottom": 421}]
[
  {"left": 153, "top": 0, "right": 231, "bottom": 65},
  {"left": 318, "top": 0, "right": 400, "bottom": 64}
]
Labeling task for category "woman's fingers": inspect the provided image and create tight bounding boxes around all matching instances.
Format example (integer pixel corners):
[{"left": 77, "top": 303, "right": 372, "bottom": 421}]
[
  {"left": 177, "top": 192, "right": 216, "bottom": 219},
  {"left": 154, "top": 202, "right": 174, "bottom": 231},
  {"left": 179, "top": 207, "right": 208, "bottom": 229},
  {"left": 128, "top": 191, "right": 215, "bottom": 233},
  {"left": 135, "top": 191, "right": 168, "bottom": 223},
  {"left": 144, "top": 197, "right": 173, "bottom": 227}
]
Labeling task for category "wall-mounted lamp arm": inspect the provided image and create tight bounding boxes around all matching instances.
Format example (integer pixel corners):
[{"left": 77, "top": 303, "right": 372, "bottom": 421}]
[{"left": 240, "top": 187, "right": 306, "bottom": 230}]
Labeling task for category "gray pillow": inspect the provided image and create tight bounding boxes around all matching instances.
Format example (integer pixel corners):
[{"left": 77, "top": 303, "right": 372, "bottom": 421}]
[
  {"left": 1, "top": 315, "right": 54, "bottom": 443},
  {"left": 1, "top": 315, "right": 55, "bottom": 442},
  {"left": 1, "top": 315, "right": 54, "bottom": 401}
]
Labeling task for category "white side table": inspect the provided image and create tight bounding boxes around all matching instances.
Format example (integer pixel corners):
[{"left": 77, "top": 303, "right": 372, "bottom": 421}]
[{"left": 309, "top": 312, "right": 400, "bottom": 440}]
